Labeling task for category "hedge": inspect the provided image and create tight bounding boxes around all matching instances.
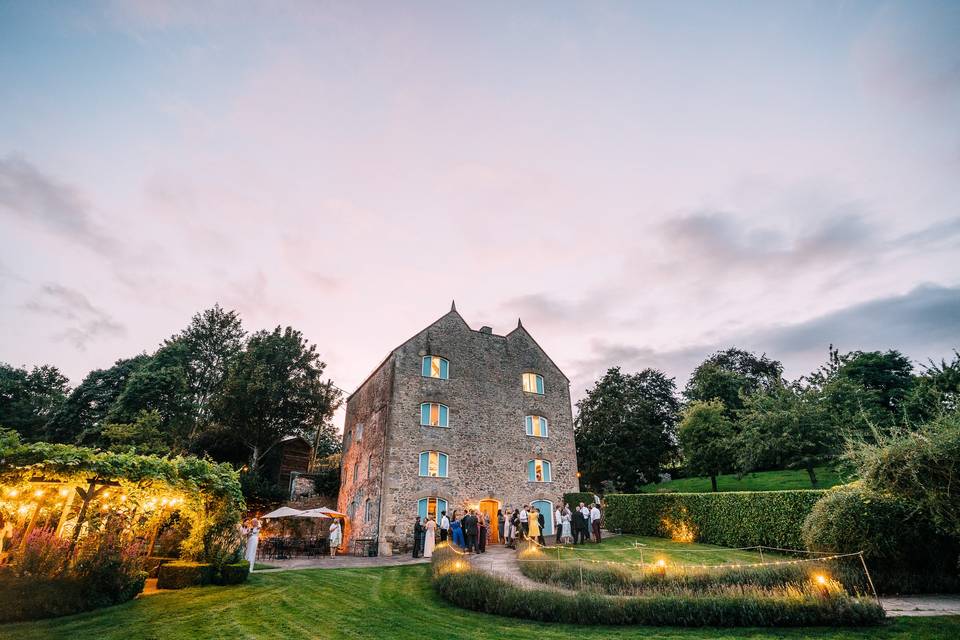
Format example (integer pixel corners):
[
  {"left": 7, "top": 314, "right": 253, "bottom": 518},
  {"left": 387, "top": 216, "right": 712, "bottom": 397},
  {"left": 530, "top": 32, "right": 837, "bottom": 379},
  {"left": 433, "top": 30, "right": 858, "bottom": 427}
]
[
  {"left": 0, "top": 573, "right": 147, "bottom": 623},
  {"left": 563, "top": 492, "right": 597, "bottom": 507},
  {"left": 157, "top": 561, "right": 214, "bottom": 589},
  {"left": 604, "top": 490, "right": 827, "bottom": 549},
  {"left": 216, "top": 561, "right": 251, "bottom": 585}
]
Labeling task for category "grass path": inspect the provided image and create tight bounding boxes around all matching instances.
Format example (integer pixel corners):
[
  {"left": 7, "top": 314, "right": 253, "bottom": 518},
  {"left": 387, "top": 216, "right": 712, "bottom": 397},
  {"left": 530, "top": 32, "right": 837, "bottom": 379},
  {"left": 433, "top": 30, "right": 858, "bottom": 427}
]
[
  {"left": 2, "top": 564, "right": 957, "bottom": 640},
  {"left": 549, "top": 534, "right": 792, "bottom": 566},
  {"left": 640, "top": 467, "right": 844, "bottom": 493}
]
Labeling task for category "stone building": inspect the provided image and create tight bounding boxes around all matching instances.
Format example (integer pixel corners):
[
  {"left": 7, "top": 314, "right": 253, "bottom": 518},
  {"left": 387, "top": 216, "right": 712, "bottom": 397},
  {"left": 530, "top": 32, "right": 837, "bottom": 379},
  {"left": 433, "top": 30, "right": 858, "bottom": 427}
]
[{"left": 337, "top": 303, "right": 580, "bottom": 554}]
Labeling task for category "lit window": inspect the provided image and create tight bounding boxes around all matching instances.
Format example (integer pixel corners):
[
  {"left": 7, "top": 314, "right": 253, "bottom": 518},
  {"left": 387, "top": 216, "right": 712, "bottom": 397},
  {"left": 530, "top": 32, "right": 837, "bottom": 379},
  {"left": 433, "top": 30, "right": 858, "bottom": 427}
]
[
  {"left": 419, "top": 451, "right": 449, "bottom": 477},
  {"left": 356, "top": 423, "right": 363, "bottom": 441},
  {"left": 420, "top": 403, "right": 449, "bottom": 427},
  {"left": 422, "top": 356, "right": 449, "bottom": 379},
  {"left": 522, "top": 373, "right": 544, "bottom": 394},
  {"left": 525, "top": 415, "right": 549, "bottom": 437},
  {"left": 527, "top": 459, "right": 552, "bottom": 482},
  {"left": 417, "top": 496, "right": 448, "bottom": 523}
]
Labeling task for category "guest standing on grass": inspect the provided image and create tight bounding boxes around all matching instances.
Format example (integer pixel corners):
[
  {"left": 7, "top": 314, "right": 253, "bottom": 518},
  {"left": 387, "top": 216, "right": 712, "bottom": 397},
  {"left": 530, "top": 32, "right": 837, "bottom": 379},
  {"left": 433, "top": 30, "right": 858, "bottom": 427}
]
[
  {"left": 424, "top": 517, "right": 436, "bottom": 558},
  {"left": 561, "top": 506, "right": 573, "bottom": 544},
  {"left": 579, "top": 503, "right": 590, "bottom": 543},
  {"left": 537, "top": 508, "right": 546, "bottom": 545},
  {"left": 555, "top": 507, "right": 562, "bottom": 544},
  {"left": 244, "top": 517, "right": 261, "bottom": 568},
  {"left": 329, "top": 518, "right": 343, "bottom": 557},
  {"left": 412, "top": 516, "right": 424, "bottom": 558},
  {"left": 451, "top": 511, "right": 465, "bottom": 548},
  {"left": 440, "top": 511, "right": 450, "bottom": 543},
  {"left": 528, "top": 507, "right": 541, "bottom": 544},
  {"left": 590, "top": 503, "right": 602, "bottom": 543}
]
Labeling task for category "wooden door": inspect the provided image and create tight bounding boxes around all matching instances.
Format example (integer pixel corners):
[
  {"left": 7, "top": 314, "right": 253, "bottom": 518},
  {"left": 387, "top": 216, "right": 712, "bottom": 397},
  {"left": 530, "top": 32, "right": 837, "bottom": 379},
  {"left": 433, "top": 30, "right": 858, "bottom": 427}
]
[{"left": 479, "top": 499, "right": 499, "bottom": 544}]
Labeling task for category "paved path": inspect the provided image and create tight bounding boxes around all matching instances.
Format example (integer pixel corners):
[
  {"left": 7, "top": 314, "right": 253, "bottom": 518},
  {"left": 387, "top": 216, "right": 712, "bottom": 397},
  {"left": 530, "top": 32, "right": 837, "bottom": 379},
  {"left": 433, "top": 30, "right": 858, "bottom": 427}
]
[{"left": 466, "top": 545, "right": 960, "bottom": 618}]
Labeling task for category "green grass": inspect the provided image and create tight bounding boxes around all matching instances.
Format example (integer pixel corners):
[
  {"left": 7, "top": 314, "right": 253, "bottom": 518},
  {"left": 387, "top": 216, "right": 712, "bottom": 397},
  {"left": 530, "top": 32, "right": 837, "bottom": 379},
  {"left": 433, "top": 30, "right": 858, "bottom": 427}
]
[
  {"left": 640, "top": 467, "right": 844, "bottom": 493},
  {"left": 549, "top": 534, "right": 791, "bottom": 565},
  {"left": 1, "top": 564, "right": 956, "bottom": 639}
]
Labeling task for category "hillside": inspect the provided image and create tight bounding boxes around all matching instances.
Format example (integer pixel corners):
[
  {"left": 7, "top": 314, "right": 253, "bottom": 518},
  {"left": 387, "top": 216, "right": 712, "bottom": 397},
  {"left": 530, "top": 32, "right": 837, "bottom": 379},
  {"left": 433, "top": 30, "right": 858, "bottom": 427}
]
[{"left": 639, "top": 467, "right": 845, "bottom": 493}]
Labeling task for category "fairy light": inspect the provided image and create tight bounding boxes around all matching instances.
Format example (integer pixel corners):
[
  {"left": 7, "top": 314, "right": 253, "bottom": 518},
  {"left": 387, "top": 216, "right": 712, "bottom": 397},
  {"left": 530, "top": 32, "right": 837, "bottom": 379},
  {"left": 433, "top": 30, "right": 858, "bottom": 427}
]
[
  {"left": 59, "top": 488, "right": 70, "bottom": 497},
  {"left": 33, "top": 489, "right": 44, "bottom": 498}
]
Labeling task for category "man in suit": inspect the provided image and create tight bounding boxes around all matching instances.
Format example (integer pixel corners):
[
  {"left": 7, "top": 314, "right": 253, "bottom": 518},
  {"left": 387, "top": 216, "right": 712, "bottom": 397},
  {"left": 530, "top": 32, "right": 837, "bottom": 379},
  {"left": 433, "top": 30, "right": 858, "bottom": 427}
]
[
  {"left": 462, "top": 510, "right": 478, "bottom": 553},
  {"left": 537, "top": 509, "right": 546, "bottom": 546}
]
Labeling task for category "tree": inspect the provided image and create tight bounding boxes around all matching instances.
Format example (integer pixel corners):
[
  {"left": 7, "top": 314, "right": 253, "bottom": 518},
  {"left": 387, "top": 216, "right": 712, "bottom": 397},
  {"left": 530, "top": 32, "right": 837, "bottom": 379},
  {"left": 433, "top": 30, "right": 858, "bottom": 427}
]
[
  {"left": 904, "top": 351, "right": 960, "bottom": 421},
  {"left": 678, "top": 400, "right": 736, "bottom": 491},
  {"left": 0, "top": 363, "right": 69, "bottom": 441},
  {"left": 45, "top": 355, "right": 150, "bottom": 444},
  {"left": 210, "top": 326, "right": 340, "bottom": 471},
  {"left": 684, "top": 348, "right": 783, "bottom": 415},
  {"left": 100, "top": 410, "right": 169, "bottom": 456},
  {"left": 737, "top": 382, "right": 840, "bottom": 486},
  {"left": 575, "top": 367, "right": 680, "bottom": 493}
]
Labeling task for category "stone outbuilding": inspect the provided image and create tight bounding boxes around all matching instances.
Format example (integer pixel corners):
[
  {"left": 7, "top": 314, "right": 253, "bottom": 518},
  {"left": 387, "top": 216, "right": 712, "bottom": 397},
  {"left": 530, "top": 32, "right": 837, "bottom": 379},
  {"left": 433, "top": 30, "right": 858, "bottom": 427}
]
[{"left": 337, "top": 303, "right": 580, "bottom": 554}]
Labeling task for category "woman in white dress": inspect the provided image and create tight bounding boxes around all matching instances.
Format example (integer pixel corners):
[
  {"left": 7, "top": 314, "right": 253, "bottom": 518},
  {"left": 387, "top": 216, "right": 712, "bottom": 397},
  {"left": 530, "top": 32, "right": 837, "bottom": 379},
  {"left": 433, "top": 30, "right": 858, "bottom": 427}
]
[
  {"left": 561, "top": 506, "right": 573, "bottom": 544},
  {"left": 329, "top": 519, "right": 343, "bottom": 557},
  {"left": 245, "top": 517, "right": 261, "bottom": 569},
  {"left": 423, "top": 518, "right": 437, "bottom": 558}
]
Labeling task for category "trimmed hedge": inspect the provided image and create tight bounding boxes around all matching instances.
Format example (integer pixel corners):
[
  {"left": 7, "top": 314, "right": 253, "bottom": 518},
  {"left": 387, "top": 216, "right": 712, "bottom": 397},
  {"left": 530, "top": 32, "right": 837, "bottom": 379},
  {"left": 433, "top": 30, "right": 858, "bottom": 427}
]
[
  {"left": 604, "top": 490, "right": 827, "bottom": 549},
  {"left": 0, "top": 573, "right": 147, "bottom": 623},
  {"left": 157, "top": 561, "right": 214, "bottom": 589},
  {"left": 216, "top": 561, "right": 251, "bottom": 585}
]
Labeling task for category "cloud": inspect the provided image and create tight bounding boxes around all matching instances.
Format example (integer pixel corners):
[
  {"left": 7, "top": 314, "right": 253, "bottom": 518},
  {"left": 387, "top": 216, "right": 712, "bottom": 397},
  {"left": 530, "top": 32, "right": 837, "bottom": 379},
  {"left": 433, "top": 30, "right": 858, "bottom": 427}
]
[
  {"left": 0, "top": 155, "right": 117, "bottom": 256},
  {"left": 23, "top": 284, "right": 126, "bottom": 350}
]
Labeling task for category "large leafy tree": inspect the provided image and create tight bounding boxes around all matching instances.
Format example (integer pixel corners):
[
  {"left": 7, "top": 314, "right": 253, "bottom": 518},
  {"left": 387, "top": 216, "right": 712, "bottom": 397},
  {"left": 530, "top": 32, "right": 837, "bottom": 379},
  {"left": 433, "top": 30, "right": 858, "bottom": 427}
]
[
  {"left": 737, "top": 382, "right": 840, "bottom": 486},
  {"left": 0, "top": 363, "right": 69, "bottom": 441},
  {"left": 904, "top": 351, "right": 960, "bottom": 422},
  {"left": 678, "top": 400, "right": 736, "bottom": 491},
  {"left": 45, "top": 355, "right": 150, "bottom": 444},
  {"left": 575, "top": 367, "right": 680, "bottom": 493},
  {"left": 211, "top": 326, "right": 340, "bottom": 471},
  {"left": 684, "top": 347, "right": 783, "bottom": 415}
]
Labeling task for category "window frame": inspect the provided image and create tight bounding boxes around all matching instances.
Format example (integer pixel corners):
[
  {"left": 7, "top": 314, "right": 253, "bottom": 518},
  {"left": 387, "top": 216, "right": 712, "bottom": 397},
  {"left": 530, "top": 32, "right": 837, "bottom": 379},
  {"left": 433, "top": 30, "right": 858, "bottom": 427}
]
[
  {"left": 522, "top": 372, "right": 545, "bottom": 395},
  {"left": 418, "top": 450, "right": 449, "bottom": 478},
  {"left": 524, "top": 414, "right": 549, "bottom": 438},
  {"left": 421, "top": 356, "right": 450, "bottom": 380},
  {"left": 526, "top": 458, "right": 553, "bottom": 483},
  {"left": 355, "top": 423, "right": 363, "bottom": 441},
  {"left": 419, "top": 402, "right": 449, "bottom": 427},
  {"left": 417, "top": 496, "right": 448, "bottom": 523}
]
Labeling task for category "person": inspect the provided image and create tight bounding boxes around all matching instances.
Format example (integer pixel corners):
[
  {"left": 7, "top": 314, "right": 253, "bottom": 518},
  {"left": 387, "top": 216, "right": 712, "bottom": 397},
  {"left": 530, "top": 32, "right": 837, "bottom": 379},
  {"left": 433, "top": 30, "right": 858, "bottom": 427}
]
[
  {"left": 497, "top": 509, "right": 505, "bottom": 544},
  {"left": 412, "top": 516, "right": 424, "bottom": 558},
  {"left": 510, "top": 509, "right": 521, "bottom": 548},
  {"left": 450, "top": 511, "right": 465, "bottom": 548},
  {"left": 555, "top": 506, "right": 563, "bottom": 544},
  {"left": 478, "top": 513, "right": 488, "bottom": 553},
  {"left": 518, "top": 505, "right": 529, "bottom": 539},
  {"left": 537, "top": 508, "right": 546, "bottom": 546},
  {"left": 579, "top": 502, "right": 591, "bottom": 543},
  {"left": 244, "top": 517, "right": 261, "bottom": 569},
  {"left": 329, "top": 518, "right": 343, "bottom": 557},
  {"left": 462, "top": 510, "right": 478, "bottom": 553},
  {"left": 440, "top": 510, "right": 450, "bottom": 543},
  {"left": 561, "top": 505, "right": 573, "bottom": 544},
  {"left": 424, "top": 517, "right": 436, "bottom": 558},
  {"left": 590, "top": 503, "right": 602, "bottom": 543},
  {"left": 527, "top": 507, "right": 541, "bottom": 544},
  {"left": 573, "top": 504, "right": 586, "bottom": 544},
  {"left": 503, "top": 509, "right": 514, "bottom": 548}
]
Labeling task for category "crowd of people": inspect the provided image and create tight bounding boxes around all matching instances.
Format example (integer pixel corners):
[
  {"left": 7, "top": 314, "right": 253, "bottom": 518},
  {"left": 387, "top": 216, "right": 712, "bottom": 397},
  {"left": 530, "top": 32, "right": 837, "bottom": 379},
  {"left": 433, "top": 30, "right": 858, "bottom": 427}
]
[{"left": 411, "top": 501, "right": 603, "bottom": 558}]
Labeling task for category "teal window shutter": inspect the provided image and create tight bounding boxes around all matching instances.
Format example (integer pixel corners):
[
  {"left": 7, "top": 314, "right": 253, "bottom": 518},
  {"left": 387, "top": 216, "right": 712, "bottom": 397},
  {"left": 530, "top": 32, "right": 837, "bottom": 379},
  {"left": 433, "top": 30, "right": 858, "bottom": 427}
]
[
  {"left": 439, "top": 404, "right": 448, "bottom": 426},
  {"left": 420, "top": 403, "right": 430, "bottom": 425},
  {"left": 525, "top": 415, "right": 532, "bottom": 435},
  {"left": 417, "top": 498, "right": 427, "bottom": 520},
  {"left": 543, "top": 418, "right": 549, "bottom": 437},
  {"left": 438, "top": 498, "right": 447, "bottom": 518},
  {"left": 438, "top": 453, "right": 448, "bottom": 477},
  {"left": 543, "top": 461, "right": 552, "bottom": 482},
  {"left": 419, "top": 452, "right": 429, "bottom": 476},
  {"left": 421, "top": 357, "right": 431, "bottom": 377},
  {"left": 439, "top": 359, "right": 449, "bottom": 379},
  {"left": 527, "top": 460, "right": 536, "bottom": 481},
  {"left": 536, "top": 375, "right": 544, "bottom": 394}
]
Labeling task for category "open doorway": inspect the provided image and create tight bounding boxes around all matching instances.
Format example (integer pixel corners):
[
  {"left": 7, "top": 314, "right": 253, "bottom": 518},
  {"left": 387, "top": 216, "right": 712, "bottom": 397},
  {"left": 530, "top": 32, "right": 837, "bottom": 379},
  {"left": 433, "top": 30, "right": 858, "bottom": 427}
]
[{"left": 479, "top": 499, "right": 500, "bottom": 544}]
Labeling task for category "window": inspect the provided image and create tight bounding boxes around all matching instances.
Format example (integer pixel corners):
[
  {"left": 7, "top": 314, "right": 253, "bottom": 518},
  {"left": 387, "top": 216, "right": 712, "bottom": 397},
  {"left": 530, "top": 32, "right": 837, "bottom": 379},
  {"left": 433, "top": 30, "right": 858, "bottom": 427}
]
[
  {"left": 344, "top": 429, "right": 352, "bottom": 449},
  {"left": 420, "top": 403, "right": 449, "bottom": 427},
  {"left": 417, "top": 497, "right": 448, "bottom": 523},
  {"left": 522, "top": 373, "right": 544, "bottom": 394},
  {"left": 527, "top": 459, "right": 552, "bottom": 482},
  {"left": 347, "top": 501, "right": 356, "bottom": 520},
  {"left": 355, "top": 423, "right": 364, "bottom": 441},
  {"left": 419, "top": 451, "right": 449, "bottom": 477},
  {"left": 421, "top": 356, "right": 449, "bottom": 379},
  {"left": 366, "top": 455, "right": 373, "bottom": 479},
  {"left": 364, "top": 499, "right": 372, "bottom": 523},
  {"left": 525, "top": 415, "right": 549, "bottom": 437},
  {"left": 353, "top": 462, "right": 359, "bottom": 483}
]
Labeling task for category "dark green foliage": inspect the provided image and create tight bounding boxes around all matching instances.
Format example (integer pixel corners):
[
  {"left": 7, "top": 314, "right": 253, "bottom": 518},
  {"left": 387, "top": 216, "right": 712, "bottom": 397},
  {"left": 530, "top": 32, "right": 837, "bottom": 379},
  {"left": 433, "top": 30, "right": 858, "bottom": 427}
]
[
  {"left": 905, "top": 351, "right": 960, "bottom": 420},
  {"left": 574, "top": 367, "right": 680, "bottom": 492},
  {"left": 430, "top": 546, "right": 883, "bottom": 627},
  {"left": 678, "top": 400, "right": 736, "bottom": 491},
  {"left": 100, "top": 409, "right": 170, "bottom": 456},
  {"left": 215, "top": 561, "right": 251, "bottom": 585},
  {"left": 604, "top": 491, "right": 826, "bottom": 549},
  {"left": 311, "top": 453, "right": 342, "bottom": 497},
  {"left": 563, "top": 492, "right": 596, "bottom": 507},
  {"left": 803, "top": 485, "right": 960, "bottom": 594},
  {"left": 834, "top": 350, "right": 914, "bottom": 414},
  {"left": 0, "top": 575, "right": 144, "bottom": 623},
  {"left": 683, "top": 348, "right": 783, "bottom": 414},
  {"left": 157, "top": 561, "right": 215, "bottom": 589},
  {"left": 0, "top": 362, "right": 69, "bottom": 441},
  {"left": 240, "top": 469, "right": 288, "bottom": 511}
]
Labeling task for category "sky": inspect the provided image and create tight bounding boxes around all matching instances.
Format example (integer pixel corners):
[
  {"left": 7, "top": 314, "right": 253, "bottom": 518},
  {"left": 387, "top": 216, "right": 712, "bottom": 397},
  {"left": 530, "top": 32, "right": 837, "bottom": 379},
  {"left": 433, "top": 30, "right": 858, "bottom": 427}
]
[{"left": 1, "top": 1, "right": 958, "bottom": 429}]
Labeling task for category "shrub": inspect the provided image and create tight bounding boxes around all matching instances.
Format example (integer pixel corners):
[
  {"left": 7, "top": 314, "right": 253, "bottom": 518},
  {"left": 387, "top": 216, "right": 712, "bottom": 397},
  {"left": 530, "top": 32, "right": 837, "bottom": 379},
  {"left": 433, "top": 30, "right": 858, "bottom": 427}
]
[
  {"left": 803, "top": 484, "right": 960, "bottom": 594},
  {"left": 216, "top": 561, "right": 250, "bottom": 585},
  {"left": 7, "top": 528, "right": 71, "bottom": 578},
  {"left": 0, "top": 576, "right": 102, "bottom": 623},
  {"left": 73, "top": 529, "right": 147, "bottom": 604},
  {"left": 430, "top": 545, "right": 883, "bottom": 627},
  {"left": 563, "top": 492, "right": 596, "bottom": 508},
  {"left": 157, "top": 561, "right": 214, "bottom": 589},
  {"left": 605, "top": 490, "right": 826, "bottom": 548}
]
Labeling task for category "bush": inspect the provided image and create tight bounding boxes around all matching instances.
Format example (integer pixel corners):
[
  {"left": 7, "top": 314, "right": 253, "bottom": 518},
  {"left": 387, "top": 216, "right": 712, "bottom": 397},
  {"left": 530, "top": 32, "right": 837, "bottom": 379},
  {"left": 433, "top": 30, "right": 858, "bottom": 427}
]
[
  {"left": 803, "top": 484, "right": 960, "bottom": 594},
  {"left": 7, "top": 528, "right": 71, "bottom": 578},
  {"left": 430, "top": 545, "right": 883, "bottom": 627},
  {"left": 563, "top": 492, "right": 597, "bottom": 508},
  {"left": 157, "top": 561, "right": 214, "bottom": 589},
  {"left": 605, "top": 490, "right": 826, "bottom": 549},
  {"left": 73, "top": 529, "right": 147, "bottom": 604},
  {"left": 216, "top": 561, "right": 250, "bottom": 585}
]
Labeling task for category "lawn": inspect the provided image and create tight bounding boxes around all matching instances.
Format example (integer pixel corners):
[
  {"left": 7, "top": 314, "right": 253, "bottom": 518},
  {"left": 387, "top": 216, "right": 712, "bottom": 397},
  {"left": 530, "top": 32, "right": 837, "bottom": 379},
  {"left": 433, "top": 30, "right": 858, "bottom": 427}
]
[
  {"left": 549, "top": 534, "right": 791, "bottom": 565},
  {"left": 2, "top": 564, "right": 956, "bottom": 640},
  {"left": 640, "top": 467, "right": 845, "bottom": 493}
]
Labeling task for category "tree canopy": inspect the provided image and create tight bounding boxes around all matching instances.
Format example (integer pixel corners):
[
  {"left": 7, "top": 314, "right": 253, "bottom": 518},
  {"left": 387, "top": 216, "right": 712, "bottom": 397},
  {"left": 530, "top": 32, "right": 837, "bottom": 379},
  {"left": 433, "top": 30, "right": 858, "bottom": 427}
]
[{"left": 677, "top": 400, "right": 736, "bottom": 491}]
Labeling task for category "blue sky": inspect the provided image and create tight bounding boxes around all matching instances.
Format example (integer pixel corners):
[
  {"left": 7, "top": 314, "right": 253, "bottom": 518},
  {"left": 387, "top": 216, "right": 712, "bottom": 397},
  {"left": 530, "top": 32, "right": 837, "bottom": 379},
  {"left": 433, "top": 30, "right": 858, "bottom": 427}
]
[{"left": 1, "top": 1, "right": 958, "bottom": 422}]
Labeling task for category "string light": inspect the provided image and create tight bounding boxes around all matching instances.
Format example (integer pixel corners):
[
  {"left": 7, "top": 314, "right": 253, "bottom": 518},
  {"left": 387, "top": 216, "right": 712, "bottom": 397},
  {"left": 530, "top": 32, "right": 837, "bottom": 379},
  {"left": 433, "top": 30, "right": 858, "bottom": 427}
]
[{"left": 59, "top": 488, "right": 70, "bottom": 497}]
